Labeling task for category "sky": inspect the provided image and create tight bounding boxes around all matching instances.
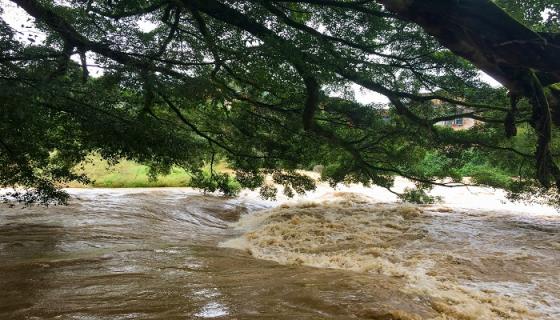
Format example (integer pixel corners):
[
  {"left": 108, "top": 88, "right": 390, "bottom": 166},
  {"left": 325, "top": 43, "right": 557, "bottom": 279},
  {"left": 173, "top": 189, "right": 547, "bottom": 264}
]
[{"left": 1, "top": 0, "right": 502, "bottom": 105}]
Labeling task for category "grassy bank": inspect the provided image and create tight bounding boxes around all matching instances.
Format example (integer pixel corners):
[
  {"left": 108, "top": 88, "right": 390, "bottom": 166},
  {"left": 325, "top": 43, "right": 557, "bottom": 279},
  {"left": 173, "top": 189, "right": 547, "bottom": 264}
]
[{"left": 66, "top": 156, "right": 191, "bottom": 188}]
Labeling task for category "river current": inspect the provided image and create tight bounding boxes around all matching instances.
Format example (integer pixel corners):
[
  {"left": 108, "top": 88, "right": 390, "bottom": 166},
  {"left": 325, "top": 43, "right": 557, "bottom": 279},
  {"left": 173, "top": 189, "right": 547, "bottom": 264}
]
[{"left": 0, "top": 183, "right": 559, "bottom": 319}]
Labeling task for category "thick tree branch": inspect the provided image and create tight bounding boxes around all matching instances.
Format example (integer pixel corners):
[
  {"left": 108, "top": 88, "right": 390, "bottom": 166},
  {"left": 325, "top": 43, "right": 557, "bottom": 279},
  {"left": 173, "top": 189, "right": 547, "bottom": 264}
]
[{"left": 375, "top": 0, "right": 560, "bottom": 88}]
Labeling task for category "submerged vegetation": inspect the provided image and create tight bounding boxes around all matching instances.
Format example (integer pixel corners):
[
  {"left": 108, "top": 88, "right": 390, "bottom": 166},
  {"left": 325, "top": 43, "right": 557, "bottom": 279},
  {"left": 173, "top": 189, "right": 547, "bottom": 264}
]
[{"left": 1, "top": 0, "right": 559, "bottom": 206}]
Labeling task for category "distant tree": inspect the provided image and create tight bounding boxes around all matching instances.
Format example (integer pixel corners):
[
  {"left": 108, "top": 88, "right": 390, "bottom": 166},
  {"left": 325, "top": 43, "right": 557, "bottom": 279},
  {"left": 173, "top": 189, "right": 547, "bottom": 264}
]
[{"left": 1, "top": 0, "right": 559, "bottom": 205}]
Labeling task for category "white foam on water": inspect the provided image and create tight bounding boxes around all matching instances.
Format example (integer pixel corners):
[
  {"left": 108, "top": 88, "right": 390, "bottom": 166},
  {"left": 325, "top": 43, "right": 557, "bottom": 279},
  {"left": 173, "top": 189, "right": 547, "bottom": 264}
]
[{"left": 221, "top": 191, "right": 560, "bottom": 319}]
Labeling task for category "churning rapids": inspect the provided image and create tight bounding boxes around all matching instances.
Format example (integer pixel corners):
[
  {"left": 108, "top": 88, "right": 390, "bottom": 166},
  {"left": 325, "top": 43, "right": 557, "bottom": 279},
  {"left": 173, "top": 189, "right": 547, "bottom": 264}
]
[{"left": 1, "top": 182, "right": 559, "bottom": 319}]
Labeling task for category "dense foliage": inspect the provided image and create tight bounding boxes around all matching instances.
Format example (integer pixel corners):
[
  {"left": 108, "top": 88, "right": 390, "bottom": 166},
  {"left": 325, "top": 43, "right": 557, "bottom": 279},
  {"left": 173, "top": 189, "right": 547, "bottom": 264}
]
[{"left": 0, "top": 0, "right": 559, "bottom": 205}]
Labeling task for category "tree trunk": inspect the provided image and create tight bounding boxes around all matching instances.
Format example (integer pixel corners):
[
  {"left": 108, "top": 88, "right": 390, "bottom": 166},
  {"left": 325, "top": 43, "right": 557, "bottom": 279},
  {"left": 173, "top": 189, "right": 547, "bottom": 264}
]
[{"left": 377, "top": 0, "right": 560, "bottom": 187}]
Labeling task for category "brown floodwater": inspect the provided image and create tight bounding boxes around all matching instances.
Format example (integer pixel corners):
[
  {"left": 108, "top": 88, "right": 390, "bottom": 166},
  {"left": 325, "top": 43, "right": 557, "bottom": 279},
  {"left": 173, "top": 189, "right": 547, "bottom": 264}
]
[{"left": 0, "top": 187, "right": 559, "bottom": 319}]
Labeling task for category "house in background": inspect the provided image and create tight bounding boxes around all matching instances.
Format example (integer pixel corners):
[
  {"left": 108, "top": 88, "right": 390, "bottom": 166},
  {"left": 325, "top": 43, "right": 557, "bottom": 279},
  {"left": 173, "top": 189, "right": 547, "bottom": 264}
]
[
  {"left": 374, "top": 99, "right": 480, "bottom": 130},
  {"left": 429, "top": 97, "right": 480, "bottom": 130},
  {"left": 436, "top": 116, "right": 479, "bottom": 130}
]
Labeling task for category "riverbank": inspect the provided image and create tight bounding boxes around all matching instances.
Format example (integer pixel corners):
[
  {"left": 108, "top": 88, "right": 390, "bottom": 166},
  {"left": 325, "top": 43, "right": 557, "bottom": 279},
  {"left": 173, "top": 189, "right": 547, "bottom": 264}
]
[
  {"left": 64, "top": 156, "right": 189, "bottom": 188},
  {"left": 65, "top": 156, "right": 227, "bottom": 188}
]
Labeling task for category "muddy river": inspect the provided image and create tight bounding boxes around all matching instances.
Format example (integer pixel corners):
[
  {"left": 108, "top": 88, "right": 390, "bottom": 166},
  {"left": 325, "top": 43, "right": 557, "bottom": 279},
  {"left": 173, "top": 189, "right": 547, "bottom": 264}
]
[{"left": 0, "top": 184, "right": 559, "bottom": 319}]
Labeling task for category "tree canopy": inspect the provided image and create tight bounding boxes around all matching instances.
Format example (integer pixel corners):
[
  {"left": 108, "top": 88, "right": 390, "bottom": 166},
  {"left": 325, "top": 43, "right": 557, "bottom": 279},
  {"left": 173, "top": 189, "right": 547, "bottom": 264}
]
[{"left": 1, "top": 0, "right": 559, "bottom": 205}]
